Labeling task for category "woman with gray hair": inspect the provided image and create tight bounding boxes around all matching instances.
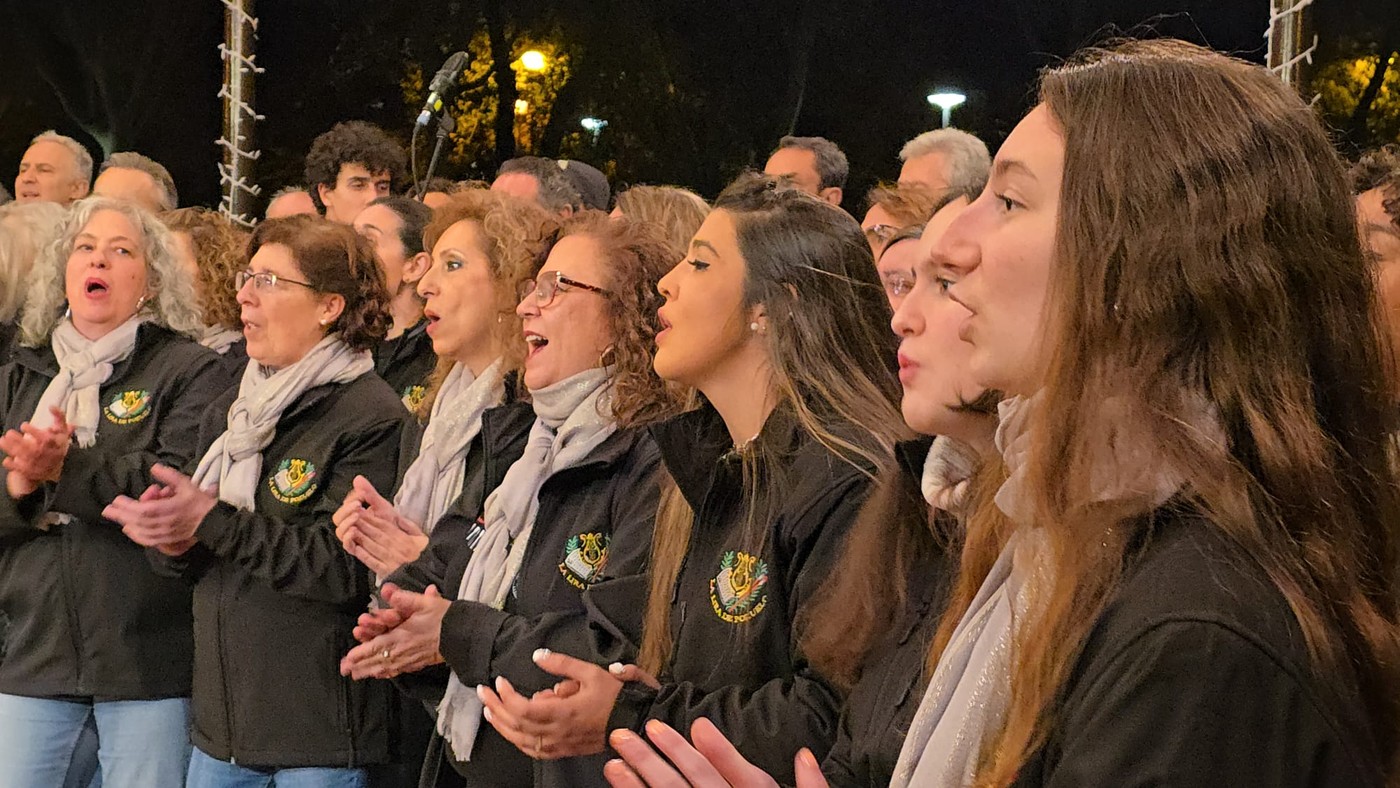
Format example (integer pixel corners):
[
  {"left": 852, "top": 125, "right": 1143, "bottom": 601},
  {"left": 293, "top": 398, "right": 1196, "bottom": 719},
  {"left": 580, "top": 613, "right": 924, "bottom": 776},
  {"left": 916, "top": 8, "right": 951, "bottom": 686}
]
[
  {"left": 0, "top": 196, "right": 230, "bottom": 786},
  {"left": 0, "top": 201, "right": 67, "bottom": 363}
]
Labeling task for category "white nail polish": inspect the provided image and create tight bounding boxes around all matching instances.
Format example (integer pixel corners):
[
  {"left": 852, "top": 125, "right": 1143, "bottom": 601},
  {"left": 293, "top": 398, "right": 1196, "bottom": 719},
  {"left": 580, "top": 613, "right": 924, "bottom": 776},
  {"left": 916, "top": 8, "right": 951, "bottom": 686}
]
[{"left": 532, "top": 648, "right": 550, "bottom": 662}]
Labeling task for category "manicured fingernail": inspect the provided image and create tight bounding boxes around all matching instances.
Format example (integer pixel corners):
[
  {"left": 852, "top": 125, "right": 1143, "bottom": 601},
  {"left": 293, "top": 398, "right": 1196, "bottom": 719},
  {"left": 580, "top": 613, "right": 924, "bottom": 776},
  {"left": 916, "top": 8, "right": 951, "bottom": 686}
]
[
  {"left": 476, "top": 685, "right": 487, "bottom": 701},
  {"left": 532, "top": 648, "right": 551, "bottom": 662},
  {"left": 483, "top": 706, "right": 493, "bottom": 722},
  {"left": 608, "top": 662, "right": 625, "bottom": 674},
  {"left": 645, "top": 719, "right": 666, "bottom": 737},
  {"left": 610, "top": 729, "right": 634, "bottom": 745},
  {"left": 495, "top": 675, "right": 507, "bottom": 692}
]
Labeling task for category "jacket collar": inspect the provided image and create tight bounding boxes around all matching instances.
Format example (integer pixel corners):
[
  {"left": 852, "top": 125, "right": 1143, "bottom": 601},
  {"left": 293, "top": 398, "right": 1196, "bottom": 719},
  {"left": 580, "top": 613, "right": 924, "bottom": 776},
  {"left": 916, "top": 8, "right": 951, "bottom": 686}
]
[
  {"left": 12, "top": 321, "right": 175, "bottom": 378},
  {"left": 481, "top": 398, "right": 646, "bottom": 476},
  {"left": 649, "top": 402, "right": 803, "bottom": 511}
]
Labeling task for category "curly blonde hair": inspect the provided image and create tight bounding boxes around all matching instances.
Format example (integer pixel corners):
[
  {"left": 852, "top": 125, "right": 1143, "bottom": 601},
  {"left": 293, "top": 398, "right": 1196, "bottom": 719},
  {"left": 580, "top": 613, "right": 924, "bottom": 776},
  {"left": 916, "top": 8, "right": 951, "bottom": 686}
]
[
  {"left": 161, "top": 207, "right": 247, "bottom": 330},
  {"left": 0, "top": 201, "right": 66, "bottom": 323},
  {"left": 19, "top": 197, "right": 204, "bottom": 346},
  {"left": 613, "top": 185, "right": 711, "bottom": 260},
  {"left": 415, "top": 191, "right": 562, "bottom": 417}
]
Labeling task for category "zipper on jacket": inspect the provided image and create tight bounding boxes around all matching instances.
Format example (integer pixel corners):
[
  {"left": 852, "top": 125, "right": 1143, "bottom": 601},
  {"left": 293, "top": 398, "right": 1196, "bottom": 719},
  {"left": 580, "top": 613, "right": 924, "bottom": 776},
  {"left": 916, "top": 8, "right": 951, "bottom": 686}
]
[
  {"left": 215, "top": 564, "right": 238, "bottom": 765},
  {"left": 58, "top": 527, "right": 85, "bottom": 690}
]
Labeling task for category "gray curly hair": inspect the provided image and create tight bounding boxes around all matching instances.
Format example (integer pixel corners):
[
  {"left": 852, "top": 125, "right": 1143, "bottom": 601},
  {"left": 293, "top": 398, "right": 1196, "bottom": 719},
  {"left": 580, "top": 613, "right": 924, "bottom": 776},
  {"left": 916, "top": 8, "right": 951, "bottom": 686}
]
[
  {"left": 19, "top": 196, "right": 204, "bottom": 346},
  {"left": 0, "top": 201, "right": 67, "bottom": 323}
]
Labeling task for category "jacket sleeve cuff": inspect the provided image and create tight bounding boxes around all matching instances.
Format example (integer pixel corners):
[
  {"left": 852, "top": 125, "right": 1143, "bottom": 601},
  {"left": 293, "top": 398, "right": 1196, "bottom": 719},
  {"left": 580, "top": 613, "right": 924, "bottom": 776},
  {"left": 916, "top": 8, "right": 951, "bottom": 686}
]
[
  {"left": 439, "top": 600, "right": 510, "bottom": 686},
  {"left": 194, "top": 500, "right": 240, "bottom": 555},
  {"left": 606, "top": 683, "right": 658, "bottom": 734}
]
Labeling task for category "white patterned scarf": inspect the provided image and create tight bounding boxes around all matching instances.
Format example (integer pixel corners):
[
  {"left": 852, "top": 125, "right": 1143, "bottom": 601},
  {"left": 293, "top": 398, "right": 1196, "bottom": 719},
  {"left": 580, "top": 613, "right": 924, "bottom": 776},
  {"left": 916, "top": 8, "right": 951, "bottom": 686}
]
[
  {"left": 393, "top": 359, "right": 505, "bottom": 532},
  {"left": 436, "top": 366, "right": 617, "bottom": 760},
  {"left": 192, "top": 336, "right": 373, "bottom": 510}
]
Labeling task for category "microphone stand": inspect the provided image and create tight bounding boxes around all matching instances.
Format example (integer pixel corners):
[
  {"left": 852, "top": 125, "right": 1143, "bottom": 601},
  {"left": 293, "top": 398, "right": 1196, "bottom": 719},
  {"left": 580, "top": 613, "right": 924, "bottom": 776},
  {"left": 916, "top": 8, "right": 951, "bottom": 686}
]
[{"left": 421, "top": 111, "right": 456, "bottom": 197}]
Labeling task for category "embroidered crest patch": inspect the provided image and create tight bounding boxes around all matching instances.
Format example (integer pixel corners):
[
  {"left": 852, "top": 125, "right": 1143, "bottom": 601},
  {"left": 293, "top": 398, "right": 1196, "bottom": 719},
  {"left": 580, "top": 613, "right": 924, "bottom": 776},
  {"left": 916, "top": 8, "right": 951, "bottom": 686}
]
[
  {"left": 559, "top": 532, "right": 610, "bottom": 590},
  {"left": 268, "top": 458, "right": 319, "bottom": 504},
  {"left": 103, "top": 390, "right": 152, "bottom": 425},
  {"left": 709, "top": 550, "right": 769, "bottom": 624},
  {"left": 402, "top": 384, "right": 427, "bottom": 412}
]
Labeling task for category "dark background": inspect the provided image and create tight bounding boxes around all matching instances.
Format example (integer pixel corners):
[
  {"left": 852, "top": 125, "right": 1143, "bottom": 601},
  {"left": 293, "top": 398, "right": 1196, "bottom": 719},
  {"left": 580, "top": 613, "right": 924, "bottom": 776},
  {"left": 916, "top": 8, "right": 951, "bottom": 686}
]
[{"left": 0, "top": 0, "right": 1393, "bottom": 213}]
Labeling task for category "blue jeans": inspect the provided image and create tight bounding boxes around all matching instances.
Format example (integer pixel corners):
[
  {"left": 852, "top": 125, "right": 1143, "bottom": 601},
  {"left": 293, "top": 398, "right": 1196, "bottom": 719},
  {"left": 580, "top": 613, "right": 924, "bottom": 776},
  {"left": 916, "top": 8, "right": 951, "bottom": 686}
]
[
  {"left": 0, "top": 693, "right": 190, "bottom": 788},
  {"left": 187, "top": 748, "right": 370, "bottom": 788}
]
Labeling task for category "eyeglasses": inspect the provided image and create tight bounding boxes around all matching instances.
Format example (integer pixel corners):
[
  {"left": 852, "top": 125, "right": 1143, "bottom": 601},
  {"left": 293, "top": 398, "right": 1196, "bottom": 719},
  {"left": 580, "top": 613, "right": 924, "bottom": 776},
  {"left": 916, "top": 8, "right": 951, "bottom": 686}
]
[
  {"left": 518, "top": 270, "right": 611, "bottom": 307},
  {"left": 864, "top": 223, "right": 900, "bottom": 245},
  {"left": 235, "top": 269, "right": 316, "bottom": 292},
  {"left": 882, "top": 270, "right": 915, "bottom": 298}
]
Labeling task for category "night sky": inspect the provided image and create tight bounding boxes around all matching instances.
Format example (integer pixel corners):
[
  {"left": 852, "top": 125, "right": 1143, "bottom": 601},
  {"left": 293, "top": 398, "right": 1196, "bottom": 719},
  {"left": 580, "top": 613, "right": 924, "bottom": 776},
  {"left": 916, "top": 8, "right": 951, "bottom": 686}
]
[{"left": 0, "top": 1, "right": 1298, "bottom": 211}]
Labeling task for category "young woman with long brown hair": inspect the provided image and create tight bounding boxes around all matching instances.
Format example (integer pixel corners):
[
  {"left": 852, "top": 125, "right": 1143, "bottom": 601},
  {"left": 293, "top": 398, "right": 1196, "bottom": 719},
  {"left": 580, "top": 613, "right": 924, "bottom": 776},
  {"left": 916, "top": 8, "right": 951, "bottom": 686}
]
[
  {"left": 895, "top": 38, "right": 1398, "bottom": 786},
  {"left": 474, "top": 173, "right": 908, "bottom": 784}
]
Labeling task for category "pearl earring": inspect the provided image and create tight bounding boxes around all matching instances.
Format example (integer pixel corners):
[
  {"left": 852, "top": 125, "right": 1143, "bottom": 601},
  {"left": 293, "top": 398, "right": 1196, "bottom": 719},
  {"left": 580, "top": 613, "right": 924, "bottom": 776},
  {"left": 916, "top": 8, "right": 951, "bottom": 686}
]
[{"left": 749, "top": 322, "right": 760, "bottom": 332}]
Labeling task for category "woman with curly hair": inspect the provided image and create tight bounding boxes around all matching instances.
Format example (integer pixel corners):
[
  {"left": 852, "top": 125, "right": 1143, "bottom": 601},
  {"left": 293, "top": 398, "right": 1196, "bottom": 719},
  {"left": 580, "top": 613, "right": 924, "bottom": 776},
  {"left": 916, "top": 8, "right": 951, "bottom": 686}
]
[
  {"left": 338, "top": 211, "right": 683, "bottom": 788},
  {"left": 105, "top": 215, "right": 413, "bottom": 786},
  {"left": 0, "top": 197, "right": 229, "bottom": 786},
  {"left": 0, "top": 200, "right": 66, "bottom": 363},
  {"left": 162, "top": 207, "right": 248, "bottom": 363}
]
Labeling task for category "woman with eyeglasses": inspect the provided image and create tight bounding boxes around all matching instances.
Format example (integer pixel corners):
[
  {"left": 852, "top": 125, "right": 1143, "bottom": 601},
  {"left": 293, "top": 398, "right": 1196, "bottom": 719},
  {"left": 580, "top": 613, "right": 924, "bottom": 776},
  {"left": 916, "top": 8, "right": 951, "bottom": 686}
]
[
  {"left": 337, "top": 211, "right": 682, "bottom": 788},
  {"left": 474, "top": 173, "right": 908, "bottom": 786},
  {"left": 0, "top": 197, "right": 228, "bottom": 786},
  {"left": 106, "top": 214, "right": 413, "bottom": 787}
]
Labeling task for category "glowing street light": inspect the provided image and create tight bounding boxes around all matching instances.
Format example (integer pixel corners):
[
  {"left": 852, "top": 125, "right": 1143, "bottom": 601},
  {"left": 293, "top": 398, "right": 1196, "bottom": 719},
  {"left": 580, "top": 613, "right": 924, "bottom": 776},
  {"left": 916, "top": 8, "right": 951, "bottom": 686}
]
[
  {"left": 580, "top": 116, "right": 608, "bottom": 143},
  {"left": 514, "top": 99, "right": 530, "bottom": 115},
  {"left": 519, "top": 50, "right": 548, "bottom": 72},
  {"left": 927, "top": 91, "right": 967, "bottom": 128}
]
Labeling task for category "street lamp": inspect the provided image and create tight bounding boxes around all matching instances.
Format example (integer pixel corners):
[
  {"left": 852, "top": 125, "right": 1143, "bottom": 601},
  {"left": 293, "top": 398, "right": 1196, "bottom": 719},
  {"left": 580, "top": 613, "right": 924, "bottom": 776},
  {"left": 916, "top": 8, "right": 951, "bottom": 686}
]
[
  {"left": 927, "top": 91, "right": 967, "bottom": 128},
  {"left": 580, "top": 116, "right": 608, "bottom": 143},
  {"left": 514, "top": 99, "right": 530, "bottom": 115},
  {"left": 519, "top": 50, "right": 548, "bottom": 72}
]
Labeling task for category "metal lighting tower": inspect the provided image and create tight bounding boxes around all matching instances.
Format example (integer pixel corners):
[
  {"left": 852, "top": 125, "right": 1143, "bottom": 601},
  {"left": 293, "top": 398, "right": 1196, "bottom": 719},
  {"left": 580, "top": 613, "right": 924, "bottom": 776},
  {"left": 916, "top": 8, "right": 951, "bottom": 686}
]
[{"left": 219, "top": 0, "right": 263, "bottom": 226}]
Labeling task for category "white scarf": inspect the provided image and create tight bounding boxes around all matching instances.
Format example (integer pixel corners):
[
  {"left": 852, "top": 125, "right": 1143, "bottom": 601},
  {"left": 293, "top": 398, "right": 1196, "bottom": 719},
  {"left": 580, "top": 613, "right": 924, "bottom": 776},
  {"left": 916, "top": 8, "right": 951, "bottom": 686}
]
[
  {"left": 34, "top": 316, "right": 145, "bottom": 449},
  {"left": 393, "top": 360, "right": 505, "bottom": 533},
  {"left": 191, "top": 336, "right": 374, "bottom": 511},
  {"left": 921, "top": 435, "right": 980, "bottom": 515},
  {"left": 892, "top": 392, "right": 1214, "bottom": 786},
  {"left": 436, "top": 366, "right": 617, "bottom": 760},
  {"left": 200, "top": 325, "right": 244, "bottom": 355}
]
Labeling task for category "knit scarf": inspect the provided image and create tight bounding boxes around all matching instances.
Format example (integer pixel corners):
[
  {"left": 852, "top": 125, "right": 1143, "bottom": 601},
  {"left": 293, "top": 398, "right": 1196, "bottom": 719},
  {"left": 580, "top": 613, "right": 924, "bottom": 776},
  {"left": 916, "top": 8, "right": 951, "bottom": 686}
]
[{"left": 33, "top": 316, "right": 145, "bottom": 449}]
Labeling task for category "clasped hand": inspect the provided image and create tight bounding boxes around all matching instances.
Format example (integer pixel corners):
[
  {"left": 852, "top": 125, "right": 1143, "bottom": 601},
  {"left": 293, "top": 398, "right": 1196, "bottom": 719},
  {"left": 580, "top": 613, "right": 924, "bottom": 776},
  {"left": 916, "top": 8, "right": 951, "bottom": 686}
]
[
  {"left": 0, "top": 407, "right": 73, "bottom": 498},
  {"left": 340, "top": 582, "right": 448, "bottom": 680},
  {"left": 333, "top": 475, "right": 428, "bottom": 578},
  {"left": 103, "top": 463, "right": 217, "bottom": 556}
]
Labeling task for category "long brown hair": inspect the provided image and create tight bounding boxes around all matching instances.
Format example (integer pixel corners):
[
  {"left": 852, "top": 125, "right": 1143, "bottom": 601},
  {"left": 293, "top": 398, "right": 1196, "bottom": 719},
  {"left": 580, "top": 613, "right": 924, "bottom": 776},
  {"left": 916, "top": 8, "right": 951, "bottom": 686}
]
[
  {"left": 637, "top": 173, "right": 910, "bottom": 674},
  {"left": 938, "top": 40, "right": 1400, "bottom": 784}
]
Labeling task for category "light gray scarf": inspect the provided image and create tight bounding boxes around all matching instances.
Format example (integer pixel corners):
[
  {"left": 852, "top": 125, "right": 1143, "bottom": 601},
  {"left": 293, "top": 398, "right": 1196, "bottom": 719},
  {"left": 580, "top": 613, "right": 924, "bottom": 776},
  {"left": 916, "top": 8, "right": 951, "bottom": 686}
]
[
  {"left": 34, "top": 316, "right": 145, "bottom": 449},
  {"left": 921, "top": 435, "right": 980, "bottom": 516},
  {"left": 393, "top": 360, "right": 505, "bottom": 532},
  {"left": 892, "top": 393, "right": 1214, "bottom": 786},
  {"left": 192, "top": 336, "right": 373, "bottom": 511},
  {"left": 200, "top": 325, "right": 244, "bottom": 355},
  {"left": 436, "top": 366, "right": 617, "bottom": 760}
]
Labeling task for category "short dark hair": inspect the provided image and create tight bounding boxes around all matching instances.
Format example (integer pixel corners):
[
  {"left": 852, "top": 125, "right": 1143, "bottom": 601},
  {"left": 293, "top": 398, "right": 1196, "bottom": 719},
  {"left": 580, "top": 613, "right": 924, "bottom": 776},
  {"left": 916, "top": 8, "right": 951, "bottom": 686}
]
[
  {"left": 774, "top": 135, "right": 849, "bottom": 190},
  {"left": 246, "top": 215, "right": 392, "bottom": 351},
  {"left": 1352, "top": 145, "right": 1400, "bottom": 229},
  {"left": 369, "top": 196, "right": 433, "bottom": 256},
  {"left": 497, "top": 156, "right": 581, "bottom": 213},
  {"left": 406, "top": 177, "right": 457, "bottom": 200},
  {"left": 303, "top": 121, "right": 407, "bottom": 213}
]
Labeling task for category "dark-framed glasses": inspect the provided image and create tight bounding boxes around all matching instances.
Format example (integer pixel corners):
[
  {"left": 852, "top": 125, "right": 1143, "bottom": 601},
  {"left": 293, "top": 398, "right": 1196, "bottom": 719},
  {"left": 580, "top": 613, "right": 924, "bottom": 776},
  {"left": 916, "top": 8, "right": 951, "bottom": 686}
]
[
  {"left": 235, "top": 269, "right": 316, "bottom": 292},
  {"left": 518, "top": 270, "right": 611, "bottom": 307}
]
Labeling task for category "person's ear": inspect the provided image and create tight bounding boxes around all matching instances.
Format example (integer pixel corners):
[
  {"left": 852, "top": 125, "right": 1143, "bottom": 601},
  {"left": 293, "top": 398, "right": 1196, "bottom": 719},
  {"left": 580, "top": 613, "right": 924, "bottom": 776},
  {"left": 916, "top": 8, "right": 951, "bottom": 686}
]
[
  {"left": 819, "top": 186, "right": 843, "bottom": 207},
  {"left": 317, "top": 183, "right": 335, "bottom": 215},
  {"left": 318, "top": 293, "right": 346, "bottom": 328},
  {"left": 402, "top": 252, "right": 431, "bottom": 285}
]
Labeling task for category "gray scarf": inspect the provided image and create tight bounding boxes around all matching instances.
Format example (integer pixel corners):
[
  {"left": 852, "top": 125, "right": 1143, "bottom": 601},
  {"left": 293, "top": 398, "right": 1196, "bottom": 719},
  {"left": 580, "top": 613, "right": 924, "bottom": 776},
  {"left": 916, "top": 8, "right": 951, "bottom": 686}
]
[
  {"left": 892, "top": 393, "right": 1214, "bottom": 786},
  {"left": 393, "top": 360, "right": 505, "bottom": 532},
  {"left": 200, "top": 325, "right": 244, "bottom": 355},
  {"left": 192, "top": 336, "right": 373, "bottom": 511},
  {"left": 436, "top": 366, "right": 617, "bottom": 759},
  {"left": 34, "top": 316, "right": 145, "bottom": 449}
]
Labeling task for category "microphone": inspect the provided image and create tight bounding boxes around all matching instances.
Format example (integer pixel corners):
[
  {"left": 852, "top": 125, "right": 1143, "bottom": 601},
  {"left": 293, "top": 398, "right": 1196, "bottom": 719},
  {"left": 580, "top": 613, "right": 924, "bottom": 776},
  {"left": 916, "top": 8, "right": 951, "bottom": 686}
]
[{"left": 415, "top": 51, "right": 470, "bottom": 127}]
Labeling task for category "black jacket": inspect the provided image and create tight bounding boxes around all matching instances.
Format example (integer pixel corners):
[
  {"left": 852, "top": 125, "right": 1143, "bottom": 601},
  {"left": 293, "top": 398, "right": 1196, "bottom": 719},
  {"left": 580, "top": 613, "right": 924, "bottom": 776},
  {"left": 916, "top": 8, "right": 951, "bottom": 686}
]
[
  {"left": 0, "top": 321, "right": 16, "bottom": 366},
  {"left": 1009, "top": 507, "right": 1386, "bottom": 786},
  {"left": 393, "top": 401, "right": 664, "bottom": 788},
  {"left": 821, "top": 437, "right": 949, "bottom": 788},
  {"left": 609, "top": 405, "right": 879, "bottom": 786},
  {"left": 0, "top": 324, "right": 229, "bottom": 699},
  {"left": 159, "top": 371, "right": 411, "bottom": 768},
  {"left": 374, "top": 319, "right": 437, "bottom": 412}
]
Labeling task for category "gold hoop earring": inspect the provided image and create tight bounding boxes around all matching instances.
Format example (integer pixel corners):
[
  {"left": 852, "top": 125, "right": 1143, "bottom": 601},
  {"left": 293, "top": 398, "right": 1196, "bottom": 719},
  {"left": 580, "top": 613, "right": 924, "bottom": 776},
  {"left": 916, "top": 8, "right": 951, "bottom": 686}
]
[{"left": 598, "top": 344, "right": 617, "bottom": 367}]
